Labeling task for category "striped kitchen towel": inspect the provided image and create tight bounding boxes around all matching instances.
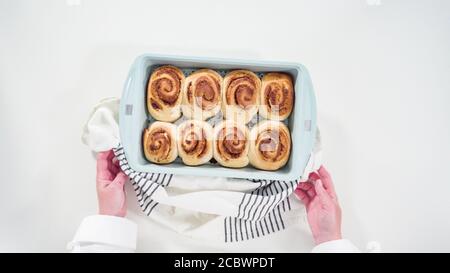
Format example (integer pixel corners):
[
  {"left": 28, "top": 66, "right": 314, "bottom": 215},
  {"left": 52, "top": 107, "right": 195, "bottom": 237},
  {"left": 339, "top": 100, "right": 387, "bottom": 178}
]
[{"left": 83, "top": 98, "right": 322, "bottom": 242}]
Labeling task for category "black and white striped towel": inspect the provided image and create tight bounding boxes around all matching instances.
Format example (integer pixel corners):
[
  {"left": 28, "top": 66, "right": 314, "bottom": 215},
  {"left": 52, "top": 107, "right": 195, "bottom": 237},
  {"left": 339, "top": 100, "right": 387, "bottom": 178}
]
[{"left": 83, "top": 98, "right": 322, "bottom": 243}]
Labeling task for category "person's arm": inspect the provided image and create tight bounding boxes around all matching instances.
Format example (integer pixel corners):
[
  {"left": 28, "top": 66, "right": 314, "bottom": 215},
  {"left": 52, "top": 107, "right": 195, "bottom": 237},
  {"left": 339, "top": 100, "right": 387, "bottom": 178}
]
[
  {"left": 311, "top": 239, "right": 359, "bottom": 253},
  {"left": 68, "top": 215, "right": 137, "bottom": 253},
  {"left": 295, "top": 166, "right": 360, "bottom": 253},
  {"left": 68, "top": 150, "right": 137, "bottom": 253}
]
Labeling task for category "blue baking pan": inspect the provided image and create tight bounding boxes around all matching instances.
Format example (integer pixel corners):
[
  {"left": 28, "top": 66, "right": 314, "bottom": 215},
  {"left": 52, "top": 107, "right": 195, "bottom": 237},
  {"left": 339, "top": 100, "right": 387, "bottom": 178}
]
[{"left": 119, "top": 53, "right": 316, "bottom": 181}]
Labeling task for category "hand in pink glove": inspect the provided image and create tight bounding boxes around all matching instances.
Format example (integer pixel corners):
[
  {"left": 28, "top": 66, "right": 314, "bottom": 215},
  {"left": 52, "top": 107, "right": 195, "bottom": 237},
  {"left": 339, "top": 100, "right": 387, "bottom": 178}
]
[
  {"left": 96, "top": 150, "right": 128, "bottom": 217},
  {"left": 295, "top": 166, "right": 342, "bottom": 245}
]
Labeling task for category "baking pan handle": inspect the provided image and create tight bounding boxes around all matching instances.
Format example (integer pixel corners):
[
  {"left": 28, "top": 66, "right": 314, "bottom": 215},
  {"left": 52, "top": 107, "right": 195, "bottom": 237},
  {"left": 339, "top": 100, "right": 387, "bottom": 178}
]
[{"left": 119, "top": 58, "right": 142, "bottom": 162}]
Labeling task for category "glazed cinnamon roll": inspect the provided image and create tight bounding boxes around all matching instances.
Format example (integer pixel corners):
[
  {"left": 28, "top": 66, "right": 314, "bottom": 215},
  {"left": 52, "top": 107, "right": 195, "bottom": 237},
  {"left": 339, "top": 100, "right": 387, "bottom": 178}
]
[
  {"left": 177, "top": 120, "right": 213, "bottom": 166},
  {"left": 147, "top": 65, "right": 185, "bottom": 122},
  {"left": 259, "top": 73, "right": 294, "bottom": 121},
  {"left": 213, "top": 120, "right": 249, "bottom": 168},
  {"left": 181, "top": 69, "right": 222, "bottom": 120},
  {"left": 249, "top": 120, "right": 291, "bottom": 171},
  {"left": 222, "top": 70, "right": 261, "bottom": 124},
  {"left": 143, "top": 121, "right": 178, "bottom": 164}
]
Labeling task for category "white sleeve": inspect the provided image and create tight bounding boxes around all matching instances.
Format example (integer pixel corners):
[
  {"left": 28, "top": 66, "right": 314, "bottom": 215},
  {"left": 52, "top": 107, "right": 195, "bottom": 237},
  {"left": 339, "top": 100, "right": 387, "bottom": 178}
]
[
  {"left": 67, "top": 215, "right": 137, "bottom": 253},
  {"left": 311, "top": 239, "right": 360, "bottom": 253}
]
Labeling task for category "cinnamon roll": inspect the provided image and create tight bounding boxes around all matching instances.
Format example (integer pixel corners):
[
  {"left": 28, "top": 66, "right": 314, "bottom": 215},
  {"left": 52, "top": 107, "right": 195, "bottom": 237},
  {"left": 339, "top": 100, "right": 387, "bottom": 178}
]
[
  {"left": 259, "top": 73, "right": 294, "bottom": 121},
  {"left": 222, "top": 70, "right": 261, "bottom": 124},
  {"left": 147, "top": 65, "right": 185, "bottom": 122},
  {"left": 249, "top": 120, "right": 291, "bottom": 171},
  {"left": 143, "top": 121, "right": 178, "bottom": 164},
  {"left": 181, "top": 69, "right": 222, "bottom": 120},
  {"left": 213, "top": 120, "right": 249, "bottom": 168},
  {"left": 177, "top": 120, "right": 213, "bottom": 166}
]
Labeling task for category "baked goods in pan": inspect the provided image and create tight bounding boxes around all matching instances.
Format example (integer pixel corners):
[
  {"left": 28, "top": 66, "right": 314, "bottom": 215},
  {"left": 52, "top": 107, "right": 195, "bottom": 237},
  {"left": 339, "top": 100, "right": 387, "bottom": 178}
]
[
  {"left": 222, "top": 70, "right": 261, "bottom": 124},
  {"left": 181, "top": 69, "right": 222, "bottom": 120},
  {"left": 147, "top": 65, "right": 185, "bottom": 122},
  {"left": 249, "top": 120, "right": 291, "bottom": 171},
  {"left": 213, "top": 120, "right": 250, "bottom": 168},
  {"left": 143, "top": 67, "right": 295, "bottom": 170},
  {"left": 259, "top": 73, "right": 294, "bottom": 121},
  {"left": 177, "top": 120, "right": 213, "bottom": 166},
  {"left": 143, "top": 121, "right": 178, "bottom": 164}
]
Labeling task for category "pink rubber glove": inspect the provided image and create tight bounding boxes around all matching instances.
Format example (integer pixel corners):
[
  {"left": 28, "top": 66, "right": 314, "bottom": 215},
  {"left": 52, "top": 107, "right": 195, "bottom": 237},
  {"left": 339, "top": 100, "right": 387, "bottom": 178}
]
[
  {"left": 295, "top": 166, "right": 342, "bottom": 245},
  {"left": 96, "top": 150, "right": 128, "bottom": 217}
]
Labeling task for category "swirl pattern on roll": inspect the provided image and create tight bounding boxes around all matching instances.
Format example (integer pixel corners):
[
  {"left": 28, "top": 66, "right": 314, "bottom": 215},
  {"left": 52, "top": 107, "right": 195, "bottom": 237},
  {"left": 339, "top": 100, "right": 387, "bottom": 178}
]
[
  {"left": 177, "top": 120, "right": 213, "bottom": 166},
  {"left": 181, "top": 69, "right": 222, "bottom": 120},
  {"left": 259, "top": 73, "right": 294, "bottom": 121},
  {"left": 222, "top": 70, "right": 261, "bottom": 123},
  {"left": 213, "top": 120, "right": 249, "bottom": 168},
  {"left": 147, "top": 65, "right": 184, "bottom": 122},
  {"left": 249, "top": 120, "right": 291, "bottom": 171},
  {"left": 143, "top": 121, "right": 178, "bottom": 164}
]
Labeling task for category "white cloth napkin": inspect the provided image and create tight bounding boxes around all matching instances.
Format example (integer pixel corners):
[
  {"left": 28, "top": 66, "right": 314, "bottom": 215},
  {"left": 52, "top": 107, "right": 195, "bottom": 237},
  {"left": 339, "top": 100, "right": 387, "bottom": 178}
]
[{"left": 82, "top": 98, "right": 120, "bottom": 152}]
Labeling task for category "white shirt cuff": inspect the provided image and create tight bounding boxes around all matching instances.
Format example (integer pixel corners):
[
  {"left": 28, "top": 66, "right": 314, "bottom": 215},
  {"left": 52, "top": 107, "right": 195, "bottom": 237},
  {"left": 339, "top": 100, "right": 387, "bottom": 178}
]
[
  {"left": 68, "top": 215, "right": 137, "bottom": 252},
  {"left": 312, "top": 239, "right": 360, "bottom": 253}
]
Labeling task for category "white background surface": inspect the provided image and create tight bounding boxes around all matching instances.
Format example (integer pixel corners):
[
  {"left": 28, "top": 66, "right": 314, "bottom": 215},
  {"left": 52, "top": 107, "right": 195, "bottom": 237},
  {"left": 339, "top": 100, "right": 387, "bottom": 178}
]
[{"left": 1, "top": 0, "right": 449, "bottom": 252}]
